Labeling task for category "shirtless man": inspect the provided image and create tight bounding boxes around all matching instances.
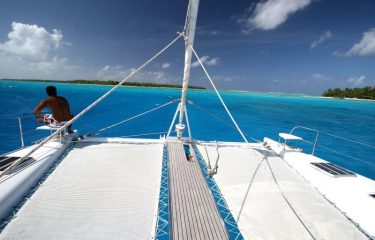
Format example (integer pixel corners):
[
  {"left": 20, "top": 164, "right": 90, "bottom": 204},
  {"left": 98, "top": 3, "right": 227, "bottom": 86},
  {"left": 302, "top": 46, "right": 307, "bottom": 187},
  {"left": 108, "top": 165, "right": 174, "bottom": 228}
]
[{"left": 34, "top": 86, "right": 74, "bottom": 133}]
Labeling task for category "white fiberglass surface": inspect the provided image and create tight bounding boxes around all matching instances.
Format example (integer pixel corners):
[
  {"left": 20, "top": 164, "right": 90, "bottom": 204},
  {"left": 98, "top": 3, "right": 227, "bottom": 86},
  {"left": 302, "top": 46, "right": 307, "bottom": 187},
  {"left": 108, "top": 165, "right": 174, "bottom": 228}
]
[
  {"left": 197, "top": 144, "right": 368, "bottom": 240},
  {"left": 0, "top": 140, "right": 163, "bottom": 240},
  {"left": 265, "top": 137, "right": 375, "bottom": 238}
]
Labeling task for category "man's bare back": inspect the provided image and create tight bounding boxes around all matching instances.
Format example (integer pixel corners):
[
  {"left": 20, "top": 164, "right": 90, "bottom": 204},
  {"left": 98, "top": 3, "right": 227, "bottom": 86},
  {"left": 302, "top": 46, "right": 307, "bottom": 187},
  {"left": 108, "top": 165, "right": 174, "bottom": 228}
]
[
  {"left": 34, "top": 96, "right": 73, "bottom": 122},
  {"left": 34, "top": 86, "right": 74, "bottom": 124}
]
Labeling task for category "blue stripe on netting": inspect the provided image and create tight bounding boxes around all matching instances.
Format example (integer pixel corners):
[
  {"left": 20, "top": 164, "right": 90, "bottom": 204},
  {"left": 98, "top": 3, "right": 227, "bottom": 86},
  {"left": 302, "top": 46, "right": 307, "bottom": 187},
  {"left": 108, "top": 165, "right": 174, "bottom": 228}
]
[
  {"left": 154, "top": 145, "right": 170, "bottom": 240},
  {"left": 193, "top": 144, "right": 244, "bottom": 240}
]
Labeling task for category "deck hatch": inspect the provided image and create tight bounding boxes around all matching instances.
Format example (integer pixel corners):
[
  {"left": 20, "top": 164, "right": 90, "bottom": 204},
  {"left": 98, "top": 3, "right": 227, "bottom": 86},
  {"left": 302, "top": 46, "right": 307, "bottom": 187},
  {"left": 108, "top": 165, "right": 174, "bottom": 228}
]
[
  {"left": 310, "top": 162, "right": 356, "bottom": 177},
  {"left": 0, "top": 156, "right": 33, "bottom": 171}
]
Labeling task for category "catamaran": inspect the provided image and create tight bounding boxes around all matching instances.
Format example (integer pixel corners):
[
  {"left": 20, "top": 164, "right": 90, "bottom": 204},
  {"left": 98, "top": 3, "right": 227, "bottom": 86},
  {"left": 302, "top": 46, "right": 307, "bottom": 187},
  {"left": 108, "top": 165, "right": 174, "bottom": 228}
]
[{"left": 0, "top": 0, "right": 374, "bottom": 239}]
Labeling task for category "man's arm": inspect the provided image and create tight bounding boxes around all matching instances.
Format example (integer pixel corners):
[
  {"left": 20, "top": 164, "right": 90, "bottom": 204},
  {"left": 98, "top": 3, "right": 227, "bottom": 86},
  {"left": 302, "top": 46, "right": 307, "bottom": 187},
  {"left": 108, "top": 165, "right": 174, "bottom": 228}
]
[{"left": 34, "top": 100, "right": 47, "bottom": 122}]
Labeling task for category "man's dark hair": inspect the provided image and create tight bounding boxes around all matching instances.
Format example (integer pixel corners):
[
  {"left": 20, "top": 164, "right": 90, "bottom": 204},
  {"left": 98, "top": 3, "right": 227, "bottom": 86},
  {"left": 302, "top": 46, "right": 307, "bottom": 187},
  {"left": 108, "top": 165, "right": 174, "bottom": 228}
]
[{"left": 46, "top": 86, "right": 57, "bottom": 96}]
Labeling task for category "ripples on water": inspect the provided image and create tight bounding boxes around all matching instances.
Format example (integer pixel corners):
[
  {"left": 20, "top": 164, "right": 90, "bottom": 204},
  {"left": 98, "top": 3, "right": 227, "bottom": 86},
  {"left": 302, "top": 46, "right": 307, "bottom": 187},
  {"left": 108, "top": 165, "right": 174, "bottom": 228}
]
[{"left": 1, "top": 80, "right": 374, "bottom": 179}]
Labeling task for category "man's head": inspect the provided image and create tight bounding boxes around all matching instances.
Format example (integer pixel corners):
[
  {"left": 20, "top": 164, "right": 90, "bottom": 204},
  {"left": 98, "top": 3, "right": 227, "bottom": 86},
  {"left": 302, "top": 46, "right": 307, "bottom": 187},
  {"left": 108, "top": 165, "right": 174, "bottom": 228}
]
[{"left": 46, "top": 86, "right": 57, "bottom": 96}]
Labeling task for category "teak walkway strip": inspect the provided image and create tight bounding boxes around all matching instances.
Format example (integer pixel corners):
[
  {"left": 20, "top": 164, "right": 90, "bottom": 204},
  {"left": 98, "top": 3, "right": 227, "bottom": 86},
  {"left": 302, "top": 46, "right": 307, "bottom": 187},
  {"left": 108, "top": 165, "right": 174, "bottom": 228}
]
[{"left": 168, "top": 141, "right": 228, "bottom": 240}]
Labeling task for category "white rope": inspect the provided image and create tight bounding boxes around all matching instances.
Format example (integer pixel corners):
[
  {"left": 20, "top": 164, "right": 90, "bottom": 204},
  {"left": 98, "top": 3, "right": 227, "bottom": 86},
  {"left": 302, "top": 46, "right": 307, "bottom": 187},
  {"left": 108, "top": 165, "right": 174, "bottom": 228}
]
[
  {"left": 188, "top": 100, "right": 260, "bottom": 143},
  {"left": 184, "top": 105, "right": 192, "bottom": 139},
  {"left": 0, "top": 33, "right": 183, "bottom": 178},
  {"left": 321, "top": 132, "right": 375, "bottom": 150},
  {"left": 167, "top": 103, "right": 181, "bottom": 138},
  {"left": 15, "top": 129, "right": 38, "bottom": 137},
  {"left": 188, "top": 43, "right": 249, "bottom": 143},
  {"left": 209, "top": 141, "right": 220, "bottom": 176},
  {"left": 264, "top": 155, "right": 317, "bottom": 240},
  {"left": 202, "top": 144, "right": 212, "bottom": 170},
  {"left": 87, "top": 99, "right": 178, "bottom": 137},
  {"left": 317, "top": 145, "right": 375, "bottom": 168},
  {"left": 118, "top": 131, "right": 175, "bottom": 139},
  {"left": 74, "top": 131, "right": 174, "bottom": 141},
  {"left": 236, "top": 156, "right": 265, "bottom": 222},
  {"left": 236, "top": 149, "right": 317, "bottom": 240}
]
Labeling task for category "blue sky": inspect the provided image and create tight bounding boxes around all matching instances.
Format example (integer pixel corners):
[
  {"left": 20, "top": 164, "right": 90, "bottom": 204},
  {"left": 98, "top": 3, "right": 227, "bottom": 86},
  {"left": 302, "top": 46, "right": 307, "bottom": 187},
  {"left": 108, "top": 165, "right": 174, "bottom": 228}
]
[{"left": 0, "top": 0, "right": 374, "bottom": 94}]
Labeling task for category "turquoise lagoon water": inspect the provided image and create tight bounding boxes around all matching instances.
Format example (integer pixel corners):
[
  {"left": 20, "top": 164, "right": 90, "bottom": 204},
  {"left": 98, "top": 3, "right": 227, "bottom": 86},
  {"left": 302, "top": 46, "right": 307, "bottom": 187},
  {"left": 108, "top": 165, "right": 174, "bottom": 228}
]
[{"left": 0, "top": 80, "right": 374, "bottom": 179}]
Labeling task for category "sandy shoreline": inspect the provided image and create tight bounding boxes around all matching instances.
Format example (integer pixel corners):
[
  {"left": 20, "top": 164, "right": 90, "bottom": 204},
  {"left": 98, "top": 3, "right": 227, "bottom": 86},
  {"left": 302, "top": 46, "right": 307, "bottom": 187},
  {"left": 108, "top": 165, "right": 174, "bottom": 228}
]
[{"left": 315, "top": 96, "right": 375, "bottom": 102}]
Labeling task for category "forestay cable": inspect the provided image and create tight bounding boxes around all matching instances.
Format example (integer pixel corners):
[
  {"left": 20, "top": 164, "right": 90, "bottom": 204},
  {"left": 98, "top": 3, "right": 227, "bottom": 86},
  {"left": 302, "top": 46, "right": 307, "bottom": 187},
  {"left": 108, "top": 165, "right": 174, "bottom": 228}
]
[
  {"left": 188, "top": 43, "right": 249, "bottom": 143},
  {"left": 85, "top": 99, "right": 179, "bottom": 137},
  {"left": 0, "top": 33, "right": 183, "bottom": 178}
]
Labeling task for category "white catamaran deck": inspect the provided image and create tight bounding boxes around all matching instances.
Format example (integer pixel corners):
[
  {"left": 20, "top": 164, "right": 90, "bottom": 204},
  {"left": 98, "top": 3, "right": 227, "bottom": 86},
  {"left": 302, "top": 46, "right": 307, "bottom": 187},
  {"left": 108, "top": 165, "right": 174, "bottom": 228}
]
[
  {"left": 0, "top": 139, "right": 163, "bottom": 240},
  {"left": 1, "top": 138, "right": 372, "bottom": 240},
  {"left": 197, "top": 143, "right": 369, "bottom": 240}
]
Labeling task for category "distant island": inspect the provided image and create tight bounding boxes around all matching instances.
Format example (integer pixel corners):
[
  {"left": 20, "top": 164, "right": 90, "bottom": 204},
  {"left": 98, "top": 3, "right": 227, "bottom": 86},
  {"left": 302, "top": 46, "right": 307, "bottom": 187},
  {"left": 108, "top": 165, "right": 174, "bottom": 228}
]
[
  {"left": 322, "top": 86, "right": 375, "bottom": 100},
  {"left": 1, "top": 79, "right": 206, "bottom": 90}
]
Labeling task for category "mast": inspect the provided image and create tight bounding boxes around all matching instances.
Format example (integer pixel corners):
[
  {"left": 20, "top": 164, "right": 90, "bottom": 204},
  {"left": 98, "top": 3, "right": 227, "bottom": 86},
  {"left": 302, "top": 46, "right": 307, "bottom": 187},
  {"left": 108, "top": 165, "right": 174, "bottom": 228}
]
[{"left": 176, "top": 0, "right": 200, "bottom": 139}]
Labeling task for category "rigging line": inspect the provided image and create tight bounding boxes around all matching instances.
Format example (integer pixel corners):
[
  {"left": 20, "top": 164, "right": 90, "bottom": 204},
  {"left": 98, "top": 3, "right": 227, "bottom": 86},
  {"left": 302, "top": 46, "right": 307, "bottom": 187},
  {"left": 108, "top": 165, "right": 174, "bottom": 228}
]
[
  {"left": 188, "top": 43, "right": 249, "bottom": 143},
  {"left": 236, "top": 155, "right": 265, "bottom": 222},
  {"left": 317, "top": 145, "right": 375, "bottom": 168},
  {"left": 0, "top": 33, "right": 183, "bottom": 178},
  {"left": 13, "top": 111, "right": 51, "bottom": 120},
  {"left": 117, "top": 130, "right": 176, "bottom": 138},
  {"left": 264, "top": 155, "right": 317, "bottom": 240},
  {"left": 190, "top": 139, "right": 220, "bottom": 172},
  {"left": 86, "top": 99, "right": 179, "bottom": 137},
  {"left": 188, "top": 100, "right": 259, "bottom": 143},
  {"left": 209, "top": 140, "right": 220, "bottom": 176},
  {"left": 202, "top": 143, "right": 212, "bottom": 170},
  {"left": 71, "top": 131, "right": 173, "bottom": 143},
  {"left": 15, "top": 129, "right": 38, "bottom": 137},
  {"left": 320, "top": 132, "right": 375, "bottom": 150}
]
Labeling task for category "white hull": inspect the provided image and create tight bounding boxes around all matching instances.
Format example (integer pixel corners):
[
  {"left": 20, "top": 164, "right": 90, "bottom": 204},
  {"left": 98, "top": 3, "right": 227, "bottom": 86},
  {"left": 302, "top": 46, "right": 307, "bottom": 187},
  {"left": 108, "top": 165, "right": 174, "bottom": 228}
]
[{"left": 0, "top": 139, "right": 71, "bottom": 221}]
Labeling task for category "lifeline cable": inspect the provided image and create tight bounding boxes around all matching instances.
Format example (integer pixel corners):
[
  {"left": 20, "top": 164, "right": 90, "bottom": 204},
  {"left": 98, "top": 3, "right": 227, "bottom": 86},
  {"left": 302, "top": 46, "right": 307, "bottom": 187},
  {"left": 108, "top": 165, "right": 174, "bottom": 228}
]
[{"left": 321, "top": 132, "right": 375, "bottom": 150}]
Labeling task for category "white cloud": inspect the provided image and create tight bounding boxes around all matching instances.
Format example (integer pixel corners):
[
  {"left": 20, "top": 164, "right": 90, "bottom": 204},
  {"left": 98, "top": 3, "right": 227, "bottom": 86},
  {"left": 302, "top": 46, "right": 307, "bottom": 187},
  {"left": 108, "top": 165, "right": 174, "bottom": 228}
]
[
  {"left": 0, "top": 52, "right": 87, "bottom": 79},
  {"left": 347, "top": 75, "right": 366, "bottom": 86},
  {"left": 96, "top": 65, "right": 169, "bottom": 83},
  {"left": 96, "top": 65, "right": 132, "bottom": 80},
  {"left": 342, "top": 28, "right": 375, "bottom": 56},
  {"left": 162, "top": 62, "right": 171, "bottom": 69},
  {"left": 310, "top": 30, "right": 332, "bottom": 49},
  {"left": 210, "top": 30, "right": 219, "bottom": 36},
  {"left": 0, "top": 22, "right": 88, "bottom": 80},
  {"left": 0, "top": 22, "right": 65, "bottom": 61},
  {"left": 214, "top": 75, "right": 241, "bottom": 82},
  {"left": 311, "top": 73, "right": 370, "bottom": 87},
  {"left": 192, "top": 56, "right": 220, "bottom": 68},
  {"left": 0, "top": 22, "right": 176, "bottom": 82},
  {"left": 241, "top": 0, "right": 313, "bottom": 31},
  {"left": 206, "top": 57, "right": 220, "bottom": 66},
  {"left": 311, "top": 73, "right": 331, "bottom": 81}
]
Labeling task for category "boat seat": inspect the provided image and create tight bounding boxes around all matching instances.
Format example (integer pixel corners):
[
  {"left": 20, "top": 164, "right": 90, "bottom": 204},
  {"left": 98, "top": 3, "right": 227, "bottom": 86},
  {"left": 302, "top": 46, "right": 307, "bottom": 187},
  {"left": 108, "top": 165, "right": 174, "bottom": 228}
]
[
  {"left": 278, "top": 133, "right": 303, "bottom": 149},
  {"left": 279, "top": 133, "right": 302, "bottom": 141},
  {"left": 36, "top": 122, "right": 69, "bottom": 131}
]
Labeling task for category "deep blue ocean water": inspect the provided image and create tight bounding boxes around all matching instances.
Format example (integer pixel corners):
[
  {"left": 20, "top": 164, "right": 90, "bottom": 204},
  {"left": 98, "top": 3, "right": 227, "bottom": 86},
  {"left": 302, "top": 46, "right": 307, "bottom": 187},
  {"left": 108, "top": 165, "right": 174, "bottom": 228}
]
[{"left": 1, "top": 80, "right": 374, "bottom": 179}]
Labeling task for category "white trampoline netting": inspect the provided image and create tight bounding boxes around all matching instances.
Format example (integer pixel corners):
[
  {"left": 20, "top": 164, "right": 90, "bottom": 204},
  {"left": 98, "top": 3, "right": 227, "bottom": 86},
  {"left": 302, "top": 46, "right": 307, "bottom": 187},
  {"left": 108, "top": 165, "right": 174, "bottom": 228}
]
[
  {"left": 0, "top": 140, "right": 163, "bottom": 240},
  {"left": 197, "top": 144, "right": 368, "bottom": 240}
]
